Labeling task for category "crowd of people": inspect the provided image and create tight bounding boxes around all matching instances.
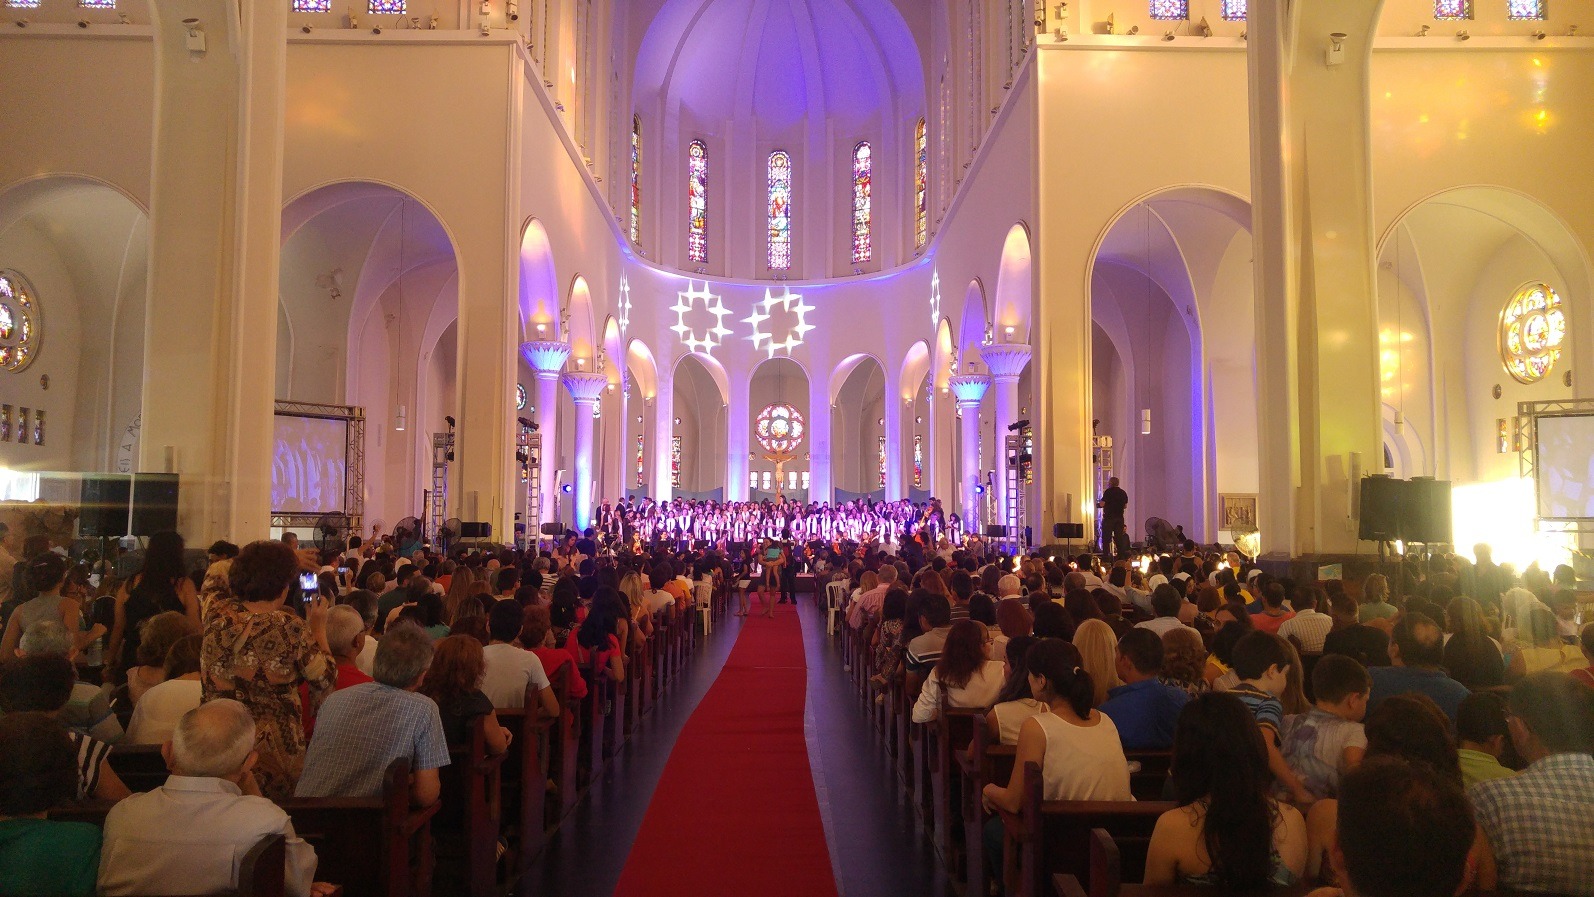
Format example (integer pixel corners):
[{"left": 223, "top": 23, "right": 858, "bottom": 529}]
[
  {"left": 838, "top": 542, "right": 1594, "bottom": 897},
  {"left": 591, "top": 495, "right": 970, "bottom": 549}
]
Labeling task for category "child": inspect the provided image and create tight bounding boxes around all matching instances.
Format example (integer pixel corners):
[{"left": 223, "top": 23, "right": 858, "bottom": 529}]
[
  {"left": 1280, "top": 654, "right": 1369, "bottom": 799},
  {"left": 1229, "top": 631, "right": 1316, "bottom": 805},
  {"left": 1455, "top": 691, "right": 1516, "bottom": 788}
]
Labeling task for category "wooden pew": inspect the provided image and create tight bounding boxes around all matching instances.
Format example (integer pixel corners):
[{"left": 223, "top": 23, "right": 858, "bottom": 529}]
[
  {"left": 438, "top": 717, "right": 509, "bottom": 897},
  {"left": 931, "top": 697, "right": 983, "bottom": 874},
  {"left": 999, "top": 761, "right": 1175, "bottom": 897},
  {"left": 958, "top": 714, "right": 1016, "bottom": 897},
  {"left": 493, "top": 682, "right": 555, "bottom": 897},
  {"left": 1125, "top": 751, "right": 1172, "bottom": 802}
]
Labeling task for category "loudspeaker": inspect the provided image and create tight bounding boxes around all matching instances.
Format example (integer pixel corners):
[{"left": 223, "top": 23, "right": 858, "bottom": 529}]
[
  {"left": 539, "top": 522, "right": 564, "bottom": 537},
  {"left": 1403, "top": 477, "right": 1453, "bottom": 544},
  {"left": 460, "top": 522, "right": 492, "bottom": 539},
  {"left": 1053, "top": 522, "right": 1086, "bottom": 539},
  {"left": 1358, "top": 475, "right": 1404, "bottom": 542},
  {"left": 130, "top": 473, "right": 180, "bottom": 537},
  {"left": 79, "top": 475, "right": 132, "bottom": 538},
  {"left": 984, "top": 525, "right": 1007, "bottom": 538}
]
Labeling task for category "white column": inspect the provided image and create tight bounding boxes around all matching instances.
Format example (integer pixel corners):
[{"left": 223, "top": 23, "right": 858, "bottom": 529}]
[
  {"left": 981, "top": 343, "right": 1032, "bottom": 533},
  {"left": 884, "top": 392, "right": 905, "bottom": 501},
  {"left": 652, "top": 373, "right": 675, "bottom": 500},
  {"left": 521, "top": 341, "right": 569, "bottom": 529},
  {"left": 726, "top": 371, "right": 751, "bottom": 501},
  {"left": 950, "top": 374, "right": 991, "bottom": 531},
  {"left": 808, "top": 376, "right": 832, "bottom": 503},
  {"left": 561, "top": 371, "right": 607, "bottom": 532}
]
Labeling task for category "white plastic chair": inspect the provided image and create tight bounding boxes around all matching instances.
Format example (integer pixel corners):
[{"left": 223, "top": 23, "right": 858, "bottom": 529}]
[
  {"left": 825, "top": 580, "right": 849, "bottom": 637},
  {"left": 695, "top": 581, "right": 714, "bottom": 636}
]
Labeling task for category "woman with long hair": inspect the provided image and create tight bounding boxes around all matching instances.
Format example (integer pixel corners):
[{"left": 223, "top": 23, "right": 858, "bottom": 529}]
[
  {"left": 912, "top": 620, "right": 1005, "bottom": 723},
  {"left": 571, "top": 585, "right": 627, "bottom": 683},
  {"left": 109, "top": 531, "right": 200, "bottom": 681},
  {"left": 1443, "top": 596, "right": 1504, "bottom": 688},
  {"left": 869, "top": 588, "right": 909, "bottom": 688},
  {"left": 1072, "top": 618, "right": 1122, "bottom": 708},
  {"left": 0, "top": 553, "right": 81, "bottom": 659},
  {"left": 987, "top": 635, "right": 1048, "bottom": 744},
  {"left": 419, "top": 635, "right": 510, "bottom": 753},
  {"left": 549, "top": 578, "right": 583, "bottom": 647},
  {"left": 1143, "top": 692, "right": 1308, "bottom": 888},
  {"left": 442, "top": 567, "right": 478, "bottom": 623}
]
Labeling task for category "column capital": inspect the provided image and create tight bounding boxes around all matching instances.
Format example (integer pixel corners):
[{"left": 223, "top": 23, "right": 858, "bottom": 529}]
[
  {"left": 950, "top": 373, "right": 992, "bottom": 406},
  {"left": 561, "top": 371, "right": 609, "bottom": 403},
  {"left": 980, "top": 343, "right": 1033, "bottom": 381},
  {"left": 520, "top": 340, "right": 571, "bottom": 376}
]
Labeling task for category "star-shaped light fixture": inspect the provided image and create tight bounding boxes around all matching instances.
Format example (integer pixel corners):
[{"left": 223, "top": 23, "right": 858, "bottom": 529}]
[
  {"left": 671, "top": 280, "right": 732, "bottom": 356},
  {"left": 929, "top": 269, "right": 942, "bottom": 331},
  {"left": 743, "top": 287, "right": 816, "bottom": 359},
  {"left": 617, "top": 272, "right": 632, "bottom": 335}
]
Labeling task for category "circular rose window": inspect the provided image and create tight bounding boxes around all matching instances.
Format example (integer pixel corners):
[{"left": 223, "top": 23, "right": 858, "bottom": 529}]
[
  {"left": 516, "top": 384, "right": 527, "bottom": 411},
  {"left": 755, "top": 403, "right": 806, "bottom": 455},
  {"left": 1500, "top": 283, "right": 1566, "bottom": 384},
  {"left": 0, "top": 271, "right": 41, "bottom": 373}
]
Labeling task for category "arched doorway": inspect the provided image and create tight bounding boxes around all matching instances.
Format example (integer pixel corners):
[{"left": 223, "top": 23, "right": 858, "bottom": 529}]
[
  {"left": 830, "top": 354, "right": 887, "bottom": 501},
  {"left": 673, "top": 353, "right": 729, "bottom": 500},
  {"left": 749, "top": 357, "right": 810, "bottom": 501}
]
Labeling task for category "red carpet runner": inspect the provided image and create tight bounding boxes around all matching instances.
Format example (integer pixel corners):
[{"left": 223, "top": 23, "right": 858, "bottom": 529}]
[{"left": 614, "top": 611, "right": 838, "bottom": 897}]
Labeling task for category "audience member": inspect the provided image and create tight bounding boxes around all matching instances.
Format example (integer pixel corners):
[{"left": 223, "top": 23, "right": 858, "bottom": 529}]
[
  {"left": 15, "top": 619, "right": 122, "bottom": 743},
  {"left": 1367, "top": 613, "right": 1470, "bottom": 721},
  {"left": 1229, "top": 631, "right": 1315, "bottom": 805},
  {"left": 480, "top": 601, "right": 556, "bottom": 713},
  {"left": 1158, "top": 626, "right": 1211, "bottom": 698},
  {"left": 1455, "top": 691, "right": 1516, "bottom": 788},
  {"left": 123, "top": 610, "right": 195, "bottom": 705},
  {"left": 1322, "top": 591, "right": 1391, "bottom": 668},
  {"left": 986, "top": 636, "right": 1044, "bottom": 745},
  {"left": 1278, "top": 583, "right": 1334, "bottom": 655},
  {"left": 1073, "top": 618, "right": 1122, "bottom": 707},
  {"left": 99, "top": 700, "right": 328, "bottom": 897},
  {"left": 0, "top": 713, "right": 101, "bottom": 897},
  {"left": 127, "top": 633, "right": 203, "bottom": 744},
  {"left": 1573, "top": 621, "right": 1594, "bottom": 688},
  {"left": 1309, "top": 759, "right": 1478, "bottom": 897},
  {"left": 1135, "top": 584, "right": 1199, "bottom": 639},
  {"left": 518, "top": 605, "right": 588, "bottom": 701},
  {"left": 1356, "top": 574, "right": 1397, "bottom": 623},
  {"left": 1442, "top": 596, "right": 1505, "bottom": 689},
  {"left": 1252, "top": 583, "right": 1297, "bottom": 635},
  {"left": 0, "top": 654, "right": 130, "bottom": 800},
  {"left": 1099, "top": 628, "right": 1191, "bottom": 750},
  {"left": 904, "top": 591, "right": 954, "bottom": 683},
  {"left": 911, "top": 619, "right": 1004, "bottom": 723},
  {"left": 1280, "top": 654, "right": 1369, "bottom": 799}
]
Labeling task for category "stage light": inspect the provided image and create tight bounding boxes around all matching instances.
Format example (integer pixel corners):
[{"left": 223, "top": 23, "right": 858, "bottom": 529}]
[
  {"left": 562, "top": 483, "right": 574, "bottom": 494},
  {"left": 671, "top": 281, "right": 731, "bottom": 356},
  {"left": 743, "top": 287, "right": 815, "bottom": 358},
  {"left": 974, "top": 484, "right": 986, "bottom": 495},
  {"left": 1008, "top": 419, "right": 1030, "bottom": 432}
]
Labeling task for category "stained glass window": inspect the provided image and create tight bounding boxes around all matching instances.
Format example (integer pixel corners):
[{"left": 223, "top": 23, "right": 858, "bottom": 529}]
[
  {"left": 79, "top": 0, "right": 117, "bottom": 8},
  {"left": 913, "top": 434, "right": 924, "bottom": 489},
  {"left": 1507, "top": 0, "right": 1545, "bottom": 18},
  {"left": 3, "top": 0, "right": 42, "bottom": 8},
  {"left": 755, "top": 404, "right": 807, "bottom": 454},
  {"left": 671, "top": 436, "right": 683, "bottom": 487},
  {"left": 1434, "top": 0, "right": 1472, "bottom": 18},
  {"left": 630, "top": 116, "right": 642, "bottom": 244},
  {"left": 1150, "top": 0, "right": 1188, "bottom": 20},
  {"left": 516, "top": 384, "right": 527, "bottom": 411},
  {"left": 1499, "top": 283, "right": 1565, "bottom": 383},
  {"left": 368, "top": 0, "right": 405, "bottom": 14},
  {"left": 293, "top": 0, "right": 333, "bottom": 10},
  {"left": 1221, "top": 0, "right": 1246, "bottom": 20},
  {"left": 0, "top": 272, "right": 41, "bottom": 374},
  {"left": 914, "top": 120, "right": 929, "bottom": 250},
  {"left": 768, "top": 151, "right": 793, "bottom": 270},
  {"left": 687, "top": 140, "right": 708, "bottom": 264},
  {"left": 636, "top": 434, "right": 646, "bottom": 488},
  {"left": 852, "top": 142, "right": 873, "bottom": 265},
  {"left": 878, "top": 436, "right": 888, "bottom": 489}
]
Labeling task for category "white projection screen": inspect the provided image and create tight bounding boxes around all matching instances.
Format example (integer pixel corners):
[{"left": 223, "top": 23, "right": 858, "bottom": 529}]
[
  {"left": 272, "top": 414, "right": 350, "bottom": 515},
  {"left": 1535, "top": 413, "right": 1594, "bottom": 520}
]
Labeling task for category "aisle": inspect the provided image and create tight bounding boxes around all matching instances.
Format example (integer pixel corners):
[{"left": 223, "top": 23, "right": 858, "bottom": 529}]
[{"left": 614, "top": 608, "right": 838, "bottom": 897}]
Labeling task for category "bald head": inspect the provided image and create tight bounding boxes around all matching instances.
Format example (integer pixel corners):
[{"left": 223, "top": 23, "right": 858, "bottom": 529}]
[
  {"left": 171, "top": 699, "right": 256, "bottom": 779},
  {"left": 326, "top": 606, "right": 367, "bottom": 659}
]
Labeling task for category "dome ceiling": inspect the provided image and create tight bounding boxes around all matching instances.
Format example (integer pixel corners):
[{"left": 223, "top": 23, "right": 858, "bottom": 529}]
[{"left": 635, "top": 0, "right": 925, "bottom": 132}]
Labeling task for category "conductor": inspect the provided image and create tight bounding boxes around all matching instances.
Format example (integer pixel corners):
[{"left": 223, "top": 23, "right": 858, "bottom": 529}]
[{"left": 1098, "top": 477, "right": 1130, "bottom": 559}]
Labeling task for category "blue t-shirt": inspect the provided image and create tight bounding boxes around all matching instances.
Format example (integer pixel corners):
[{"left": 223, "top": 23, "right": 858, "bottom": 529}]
[
  {"left": 1098, "top": 678, "right": 1191, "bottom": 751},
  {"left": 1229, "top": 682, "right": 1286, "bottom": 743},
  {"left": 295, "top": 681, "right": 451, "bottom": 798},
  {"left": 1367, "top": 665, "right": 1471, "bottom": 721}
]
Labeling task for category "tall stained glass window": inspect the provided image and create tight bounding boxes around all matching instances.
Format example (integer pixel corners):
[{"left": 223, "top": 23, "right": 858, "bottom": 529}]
[
  {"left": 914, "top": 119, "right": 929, "bottom": 250},
  {"left": 1434, "top": 0, "right": 1472, "bottom": 18},
  {"left": 878, "top": 436, "right": 888, "bottom": 488},
  {"left": 768, "top": 151, "right": 793, "bottom": 270},
  {"left": 293, "top": 0, "right": 333, "bottom": 10},
  {"left": 671, "top": 436, "right": 683, "bottom": 487},
  {"left": 687, "top": 140, "right": 708, "bottom": 264},
  {"left": 851, "top": 142, "right": 873, "bottom": 264},
  {"left": 1507, "top": 0, "right": 1545, "bottom": 19},
  {"left": 630, "top": 116, "right": 642, "bottom": 244},
  {"left": 913, "top": 434, "right": 924, "bottom": 489},
  {"left": 1150, "top": 0, "right": 1188, "bottom": 19},
  {"left": 635, "top": 434, "right": 646, "bottom": 488},
  {"left": 1221, "top": 0, "right": 1246, "bottom": 20},
  {"left": 368, "top": 0, "right": 406, "bottom": 12}
]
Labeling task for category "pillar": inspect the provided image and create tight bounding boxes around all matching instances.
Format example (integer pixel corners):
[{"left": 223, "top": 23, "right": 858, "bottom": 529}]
[
  {"left": 141, "top": 1, "right": 286, "bottom": 541},
  {"left": 1249, "top": 0, "right": 1386, "bottom": 558},
  {"left": 561, "top": 371, "right": 607, "bottom": 532},
  {"left": 652, "top": 372, "right": 674, "bottom": 500},
  {"left": 726, "top": 370, "right": 751, "bottom": 501},
  {"left": 950, "top": 374, "right": 991, "bottom": 531},
  {"left": 884, "top": 387, "right": 905, "bottom": 501},
  {"left": 982, "top": 343, "right": 1032, "bottom": 533},
  {"left": 808, "top": 375, "right": 832, "bottom": 503},
  {"left": 521, "top": 340, "right": 569, "bottom": 528}
]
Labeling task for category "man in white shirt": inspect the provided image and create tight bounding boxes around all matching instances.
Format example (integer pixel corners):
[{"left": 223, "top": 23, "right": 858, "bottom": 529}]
[
  {"left": 99, "top": 700, "right": 329, "bottom": 897},
  {"left": 1278, "top": 585, "right": 1335, "bottom": 655},
  {"left": 480, "top": 602, "right": 558, "bottom": 715}
]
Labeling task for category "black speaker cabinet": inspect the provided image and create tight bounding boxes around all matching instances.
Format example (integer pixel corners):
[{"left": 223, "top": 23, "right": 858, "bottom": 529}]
[
  {"left": 1054, "top": 523, "right": 1086, "bottom": 540},
  {"left": 1358, "top": 475, "right": 1404, "bottom": 542},
  {"left": 460, "top": 522, "right": 493, "bottom": 539},
  {"left": 984, "top": 525, "right": 1007, "bottom": 538},
  {"left": 130, "top": 473, "right": 180, "bottom": 537},
  {"left": 1403, "top": 477, "right": 1453, "bottom": 544},
  {"left": 79, "top": 475, "right": 132, "bottom": 538}
]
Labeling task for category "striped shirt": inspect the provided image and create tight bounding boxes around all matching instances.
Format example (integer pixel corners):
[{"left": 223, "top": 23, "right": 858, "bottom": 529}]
[{"left": 69, "top": 731, "right": 110, "bottom": 800}]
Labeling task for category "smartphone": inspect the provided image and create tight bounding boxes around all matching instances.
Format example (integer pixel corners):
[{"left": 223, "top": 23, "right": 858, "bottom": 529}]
[{"left": 299, "top": 571, "right": 320, "bottom": 593}]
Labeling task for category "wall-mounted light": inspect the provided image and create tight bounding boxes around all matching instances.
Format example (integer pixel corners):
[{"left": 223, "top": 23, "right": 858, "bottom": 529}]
[
  {"left": 1457, "top": 29, "right": 1471, "bottom": 40},
  {"left": 395, "top": 405, "right": 407, "bottom": 432},
  {"left": 1531, "top": 30, "right": 1547, "bottom": 40},
  {"left": 182, "top": 17, "right": 206, "bottom": 56},
  {"left": 1141, "top": 409, "right": 1152, "bottom": 436},
  {"left": 1326, "top": 32, "right": 1347, "bottom": 65},
  {"left": 1417, "top": 24, "right": 1431, "bottom": 36}
]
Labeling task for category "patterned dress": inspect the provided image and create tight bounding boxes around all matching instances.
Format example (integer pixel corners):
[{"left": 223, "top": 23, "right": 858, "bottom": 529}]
[{"left": 201, "top": 600, "right": 336, "bottom": 803}]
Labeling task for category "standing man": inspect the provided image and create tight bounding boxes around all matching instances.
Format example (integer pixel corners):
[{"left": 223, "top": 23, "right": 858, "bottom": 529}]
[{"left": 1098, "top": 477, "right": 1130, "bottom": 559}]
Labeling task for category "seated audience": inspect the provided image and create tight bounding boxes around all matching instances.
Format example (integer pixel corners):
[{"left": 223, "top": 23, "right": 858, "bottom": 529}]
[
  {"left": 1367, "top": 613, "right": 1470, "bottom": 721},
  {"left": 419, "top": 634, "right": 511, "bottom": 752},
  {"left": 911, "top": 619, "right": 1004, "bottom": 723},
  {"left": 0, "top": 654, "right": 129, "bottom": 800},
  {"left": 1278, "top": 583, "right": 1334, "bottom": 655},
  {"left": 1251, "top": 583, "right": 1297, "bottom": 635},
  {"left": 1144, "top": 692, "right": 1308, "bottom": 888},
  {"left": 99, "top": 700, "right": 328, "bottom": 897},
  {"left": 1322, "top": 592, "right": 1391, "bottom": 668},
  {"left": 0, "top": 713, "right": 101, "bottom": 897},
  {"left": 571, "top": 587, "right": 628, "bottom": 684},
  {"left": 1442, "top": 596, "right": 1505, "bottom": 689},
  {"left": 1135, "top": 584, "right": 1198, "bottom": 640},
  {"left": 1469, "top": 672, "right": 1594, "bottom": 895},
  {"left": 1308, "top": 759, "right": 1479, "bottom": 897},
  {"left": 1280, "top": 654, "right": 1369, "bottom": 799},
  {"left": 15, "top": 619, "right": 122, "bottom": 743},
  {"left": 125, "top": 610, "right": 196, "bottom": 705},
  {"left": 519, "top": 605, "right": 589, "bottom": 701},
  {"left": 1073, "top": 618, "right": 1122, "bottom": 707},
  {"left": 478, "top": 601, "right": 556, "bottom": 714},
  {"left": 1356, "top": 574, "right": 1398, "bottom": 623},
  {"left": 1455, "top": 691, "right": 1516, "bottom": 788},
  {"left": 1031, "top": 599, "right": 1074, "bottom": 640},
  {"left": 0, "top": 553, "right": 82, "bottom": 662},
  {"left": 986, "top": 635, "right": 1044, "bottom": 745},
  {"left": 126, "top": 633, "right": 203, "bottom": 744},
  {"left": 904, "top": 591, "right": 954, "bottom": 684},
  {"left": 295, "top": 624, "right": 451, "bottom": 806},
  {"left": 1099, "top": 628, "right": 1191, "bottom": 750},
  {"left": 1158, "top": 626, "right": 1211, "bottom": 698},
  {"left": 1229, "top": 631, "right": 1315, "bottom": 805}
]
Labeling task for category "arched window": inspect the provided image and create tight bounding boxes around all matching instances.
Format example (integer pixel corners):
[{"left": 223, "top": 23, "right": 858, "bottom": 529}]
[
  {"left": 1507, "top": 0, "right": 1545, "bottom": 18},
  {"left": 851, "top": 142, "right": 873, "bottom": 265},
  {"left": 630, "top": 115, "right": 642, "bottom": 244},
  {"left": 0, "top": 271, "right": 43, "bottom": 373},
  {"left": 368, "top": 0, "right": 406, "bottom": 12},
  {"left": 768, "top": 151, "right": 793, "bottom": 270},
  {"left": 688, "top": 140, "right": 709, "bottom": 264},
  {"left": 914, "top": 119, "right": 928, "bottom": 250},
  {"left": 1434, "top": 0, "right": 1472, "bottom": 18},
  {"left": 1150, "top": 0, "right": 1189, "bottom": 19},
  {"left": 1221, "top": 0, "right": 1246, "bottom": 20},
  {"left": 1499, "top": 283, "right": 1565, "bottom": 383},
  {"left": 292, "top": 0, "right": 333, "bottom": 10}
]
